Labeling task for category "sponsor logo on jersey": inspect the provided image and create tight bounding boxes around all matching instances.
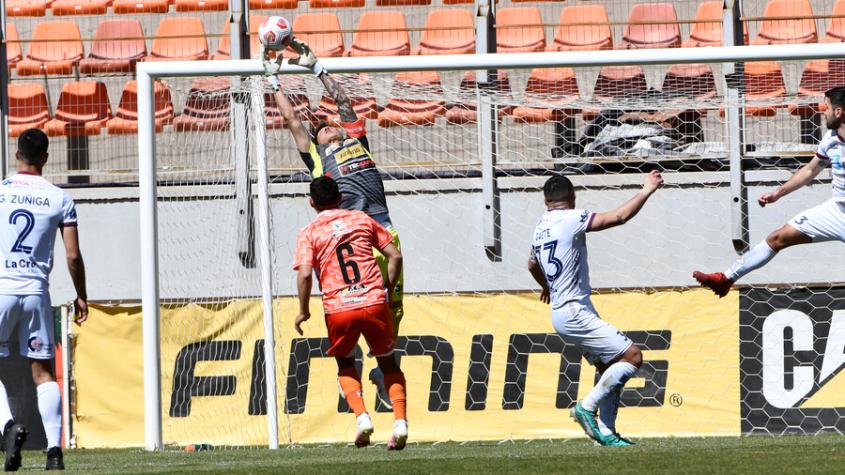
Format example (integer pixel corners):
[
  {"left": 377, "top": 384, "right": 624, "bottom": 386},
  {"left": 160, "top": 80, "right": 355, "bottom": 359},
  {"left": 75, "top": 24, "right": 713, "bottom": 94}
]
[{"left": 28, "top": 336, "right": 43, "bottom": 352}]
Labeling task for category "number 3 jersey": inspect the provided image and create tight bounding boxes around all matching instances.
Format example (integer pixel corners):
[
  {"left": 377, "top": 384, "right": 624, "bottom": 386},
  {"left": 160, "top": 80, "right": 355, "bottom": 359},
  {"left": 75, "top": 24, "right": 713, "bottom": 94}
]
[
  {"left": 293, "top": 208, "right": 393, "bottom": 315},
  {"left": 0, "top": 173, "right": 77, "bottom": 295},
  {"left": 530, "top": 208, "right": 595, "bottom": 309}
]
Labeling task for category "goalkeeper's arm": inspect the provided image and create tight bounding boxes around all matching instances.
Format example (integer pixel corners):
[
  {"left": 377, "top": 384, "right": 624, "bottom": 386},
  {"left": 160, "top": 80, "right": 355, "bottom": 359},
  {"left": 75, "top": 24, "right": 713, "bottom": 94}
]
[
  {"left": 288, "top": 37, "right": 359, "bottom": 124},
  {"left": 270, "top": 79, "right": 312, "bottom": 153}
]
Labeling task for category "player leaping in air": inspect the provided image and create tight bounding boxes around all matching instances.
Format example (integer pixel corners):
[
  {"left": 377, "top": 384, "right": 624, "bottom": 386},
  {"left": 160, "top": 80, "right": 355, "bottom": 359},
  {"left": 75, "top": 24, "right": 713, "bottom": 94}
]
[
  {"left": 529, "top": 171, "right": 663, "bottom": 446},
  {"left": 693, "top": 86, "right": 845, "bottom": 296},
  {"left": 293, "top": 176, "right": 408, "bottom": 449}
]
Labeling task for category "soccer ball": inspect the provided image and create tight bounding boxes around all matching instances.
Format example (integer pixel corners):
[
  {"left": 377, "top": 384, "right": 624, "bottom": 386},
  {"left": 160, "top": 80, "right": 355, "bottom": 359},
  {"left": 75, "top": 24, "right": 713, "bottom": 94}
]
[{"left": 258, "top": 16, "right": 292, "bottom": 51}]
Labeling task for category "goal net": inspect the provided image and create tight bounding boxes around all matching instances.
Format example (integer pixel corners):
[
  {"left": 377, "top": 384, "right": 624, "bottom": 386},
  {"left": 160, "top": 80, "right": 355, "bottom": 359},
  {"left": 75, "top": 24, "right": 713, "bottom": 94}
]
[{"left": 139, "top": 43, "right": 845, "bottom": 449}]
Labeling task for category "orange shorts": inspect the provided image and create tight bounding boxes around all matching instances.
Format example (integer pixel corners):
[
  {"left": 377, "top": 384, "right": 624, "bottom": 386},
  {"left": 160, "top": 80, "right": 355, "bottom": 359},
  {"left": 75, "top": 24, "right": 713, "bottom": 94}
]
[{"left": 325, "top": 302, "right": 395, "bottom": 357}]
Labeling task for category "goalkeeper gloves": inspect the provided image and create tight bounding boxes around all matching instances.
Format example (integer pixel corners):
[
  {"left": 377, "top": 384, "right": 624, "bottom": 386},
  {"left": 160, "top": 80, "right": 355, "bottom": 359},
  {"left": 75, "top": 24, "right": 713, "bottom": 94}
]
[
  {"left": 289, "top": 38, "right": 325, "bottom": 77},
  {"left": 267, "top": 75, "right": 281, "bottom": 92}
]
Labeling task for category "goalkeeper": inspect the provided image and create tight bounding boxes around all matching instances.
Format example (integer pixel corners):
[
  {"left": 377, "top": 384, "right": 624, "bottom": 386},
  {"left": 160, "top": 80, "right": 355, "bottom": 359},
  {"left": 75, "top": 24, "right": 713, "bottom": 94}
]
[{"left": 265, "top": 39, "right": 405, "bottom": 334}]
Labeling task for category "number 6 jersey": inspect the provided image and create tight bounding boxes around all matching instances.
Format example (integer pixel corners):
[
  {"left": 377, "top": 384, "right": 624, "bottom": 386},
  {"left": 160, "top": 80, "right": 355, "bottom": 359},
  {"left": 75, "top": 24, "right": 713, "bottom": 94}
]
[
  {"left": 293, "top": 208, "right": 393, "bottom": 315},
  {"left": 0, "top": 173, "right": 77, "bottom": 295},
  {"left": 530, "top": 208, "right": 595, "bottom": 309}
]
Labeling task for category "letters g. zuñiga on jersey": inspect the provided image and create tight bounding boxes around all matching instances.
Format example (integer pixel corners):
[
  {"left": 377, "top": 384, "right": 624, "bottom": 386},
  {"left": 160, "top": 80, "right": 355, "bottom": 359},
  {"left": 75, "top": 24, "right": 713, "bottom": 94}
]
[
  {"left": 0, "top": 173, "right": 78, "bottom": 294},
  {"left": 530, "top": 208, "right": 595, "bottom": 309}
]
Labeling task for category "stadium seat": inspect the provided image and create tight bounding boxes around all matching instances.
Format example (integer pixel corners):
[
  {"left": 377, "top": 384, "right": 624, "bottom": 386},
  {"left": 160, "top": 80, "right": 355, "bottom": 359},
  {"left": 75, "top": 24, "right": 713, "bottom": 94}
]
[
  {"left": 6, "top": 24, "right": 22, "bottom": 71},
  {"left": 496, "top": 7, "right": 545, "bottom": 53},
  {"left": 826, "top": 0, "right": 845, "bottom": 42},
  {"left": 310, "top": 0, "right": 363, "bottom": 7},
  {"left": 316, "top": 74, "right": 378, "bottom": 122},
  {"left": 147, "top": 17, "right": 209, "bottom": 62},
  {"left": 284, "top": 13, "right": 344, "bottom": 58},
  {"left": 45, "top": 81, "right": 111, "bottom": 136},
  {"left": 378, "top": 71, "right": 446, "bottom": 127},
  {"left": 5, "top": 0, "right": 47, "bottom": 17},
  {"left": 547, "top": 5, "right": 613, "bottom": 52},
  {"left": 446, "top": 71, "right": 513, "bottom": 124},
  {"left": 213, "top": 15, "right": 266, "bottom": 60},
  {"left": 50, "top": 0, "right": 108, "bottom": 15},
  {"left": 112, "top": 0, "right": 169, "bottom": 13},
  {"left": 265, "top": 76, "right": 310, "bottom": 129},
  {"left": 347, "top": 11, "right": 410, "bottom": 57},
  {"left": 107, "top": 80, "right": 173, "bottom": 135},
  {"left": 377, "top": 0, "right": 429, "bottom": 5},
  {"left": 417, "top": 9, "right": 475, "bottom": 55},
  {"left": 791, "top": 0, "right": 845, "bottom": 115},
  {"left": 16, "top": 20, "right": 83, "bottom": 76},
  {"left": 512, "top": 68, "right": 579, "bottom": 123},
  {"left": 175, "top": 0, "right": 226, "bottom": 12},
  {"left": 249, "top": 0, "right": 296, "bottom": 9},
  {"left": 664, "top": 2, "right": 724, "bottom": 100},
  {"left": 79, "top": 19, "right": 146, "bottom": 74},
  {"left": 595, "top": 4, "right": 680, "bottom": 100},
  {"left": 686, "top": 1, "right": 726, "bottom": 47},
  {"left": 173, "top": 77, "right": 231, "bottom": 132},
  {"left": 7, "top": 83, "right": 50, "bottom": 137},
  {"left": 441, "top": 0, "right": 471, "bottom": 4}
]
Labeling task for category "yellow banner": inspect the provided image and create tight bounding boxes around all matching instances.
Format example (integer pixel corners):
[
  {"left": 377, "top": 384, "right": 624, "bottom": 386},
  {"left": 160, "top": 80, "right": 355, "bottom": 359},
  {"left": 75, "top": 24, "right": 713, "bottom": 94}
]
[{"left": 72, "top": 289, "right": 739, "bottom": 448}]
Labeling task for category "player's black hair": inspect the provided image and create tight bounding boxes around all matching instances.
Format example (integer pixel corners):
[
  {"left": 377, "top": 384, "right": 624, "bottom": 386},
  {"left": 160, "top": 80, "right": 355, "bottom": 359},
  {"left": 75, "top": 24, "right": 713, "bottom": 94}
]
[
  {"left": 825, "top": 86, "right": 845, "bottom": 110},
  {"left": 543, "top": 175, "right": 574, "bottom": 203},
  {"left": 310, "top": 176, "right": 341, "bottom": 206},
  {"left": 17, "top": 128, "right": 49, "bottom": 166},
  {"left": 311, "top": 121, "right": 331, "bottom": 141}
]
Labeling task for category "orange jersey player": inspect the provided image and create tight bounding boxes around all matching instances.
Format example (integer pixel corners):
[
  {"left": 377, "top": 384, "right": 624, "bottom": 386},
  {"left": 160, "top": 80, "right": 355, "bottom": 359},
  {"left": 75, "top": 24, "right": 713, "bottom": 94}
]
[{"left": 293, "top": 176, "right": 408, "bottom": 450}]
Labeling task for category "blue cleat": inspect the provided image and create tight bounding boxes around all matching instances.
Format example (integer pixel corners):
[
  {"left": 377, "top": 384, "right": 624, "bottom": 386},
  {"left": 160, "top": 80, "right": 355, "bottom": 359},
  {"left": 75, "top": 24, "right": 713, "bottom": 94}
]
[
  {"left": 601, "top": 433, "right": 635, "bottom": 447},
  {"left": 570, "top": 402, "right": 606, "bottom": 444}
]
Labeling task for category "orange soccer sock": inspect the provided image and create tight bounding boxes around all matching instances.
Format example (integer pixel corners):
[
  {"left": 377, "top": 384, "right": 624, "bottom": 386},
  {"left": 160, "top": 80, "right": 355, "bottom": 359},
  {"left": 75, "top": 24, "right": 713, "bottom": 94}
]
[
  {"left": 338, "top": 368, "right": 367, "bottom": 417},
  {"left": 383, "top": 371, "right": 407, "bottom": 421}
]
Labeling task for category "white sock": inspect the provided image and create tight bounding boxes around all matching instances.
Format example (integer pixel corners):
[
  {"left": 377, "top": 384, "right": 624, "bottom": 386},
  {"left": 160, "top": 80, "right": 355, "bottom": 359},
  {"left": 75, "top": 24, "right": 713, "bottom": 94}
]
[
  {"left": 0, "top": 380, "right": 13, "bottom": 431},
  {"left": 581, "top": 362, "right": 638, "bottom": 412},
  {"left": 37, "top": 381, "right": 62, "bottom": 449},
  {"left": 725, "top": 241, "right": 776, "bottom": 282},
  {"left": 597, "top": 387, "right": 622, "bottom": 436}
]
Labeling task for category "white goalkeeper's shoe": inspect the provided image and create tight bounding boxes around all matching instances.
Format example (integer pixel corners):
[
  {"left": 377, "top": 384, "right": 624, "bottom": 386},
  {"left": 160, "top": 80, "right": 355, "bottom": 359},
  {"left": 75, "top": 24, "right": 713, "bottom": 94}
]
[
  {"left": 354, "top": 413, "right": 374, "bottom": 448},
  {"left": 388, "top": 419, "right": 408, "bottom": 451}
]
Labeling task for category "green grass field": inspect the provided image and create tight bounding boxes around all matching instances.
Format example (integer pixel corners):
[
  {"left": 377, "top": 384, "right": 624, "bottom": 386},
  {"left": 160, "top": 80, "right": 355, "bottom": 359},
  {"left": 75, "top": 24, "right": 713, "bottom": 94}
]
[{"left": 13, "top": 435, "right": 845, "bottom": 474}]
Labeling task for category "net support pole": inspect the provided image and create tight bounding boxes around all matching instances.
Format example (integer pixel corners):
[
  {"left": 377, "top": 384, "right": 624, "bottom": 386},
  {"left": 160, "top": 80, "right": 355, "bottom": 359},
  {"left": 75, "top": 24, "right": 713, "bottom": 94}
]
[
  {"left": 250, "top": 81, "right": 280, "bottom": 450},
  {"left": 476, "top": 0, "right": 501, "bottom": 261},
  {"left": 231, "top": 0, "right": 255, "bottom": 268},
  {"left": 0, "top": 5, "right": 9, "bottom": 179},
  {"left": 137, "top": 69, "right": 163, "bottom": 451},
  {"left": 723, "top": 0, "right": 749, "bottom": 253}
]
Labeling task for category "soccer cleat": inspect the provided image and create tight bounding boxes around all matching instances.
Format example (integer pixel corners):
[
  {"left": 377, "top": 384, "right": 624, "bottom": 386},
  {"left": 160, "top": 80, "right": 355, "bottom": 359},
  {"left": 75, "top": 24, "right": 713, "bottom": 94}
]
[
  {"left": 45, "top": 447, "right": 64, "bottom": 470},
  {"left": 387, "top": 420, "right": 408, "bottom": 451},
  {"left": 354, "top": 413, "right": 374, "bottom": 448},
  {"left": 601, "top": 433, "right": 635, "bottom": 447},
  {"left": 692, "top": 271, "right": 733, "bottom": 298},
  {"left": 2, "top": 422, "right": 27, "bottom": 472},
  {"left": 570, "top": 402, "right": 606, "bottom": 444}
]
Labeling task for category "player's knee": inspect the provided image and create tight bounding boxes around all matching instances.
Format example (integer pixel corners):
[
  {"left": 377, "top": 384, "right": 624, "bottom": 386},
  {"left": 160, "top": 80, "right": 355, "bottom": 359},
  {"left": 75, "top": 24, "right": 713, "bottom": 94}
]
[
  {"left": 30, "top": 359, "right": 55, "bottom": 384},
  {"left": 766, "top": 230, "right": 786, "bottom": 250},
  {"left": 623, "top": 345, "right": 643, "bottom": 368},
  {"left": 376, "top": 354, "right": 400, "bottom": 375}
]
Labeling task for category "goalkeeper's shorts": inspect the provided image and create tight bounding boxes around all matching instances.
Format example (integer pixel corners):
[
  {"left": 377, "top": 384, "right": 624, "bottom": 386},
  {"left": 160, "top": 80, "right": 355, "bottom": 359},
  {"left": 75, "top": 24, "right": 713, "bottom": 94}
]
[{"left": 373, "top": 225, "right": 403, "bottom": 334}]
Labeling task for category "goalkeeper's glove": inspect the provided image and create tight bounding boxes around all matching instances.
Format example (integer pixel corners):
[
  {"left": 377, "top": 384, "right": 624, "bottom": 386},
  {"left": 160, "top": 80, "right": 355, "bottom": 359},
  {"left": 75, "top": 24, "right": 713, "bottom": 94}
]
[
  {"left": 289, "top": 38, "right": 325, "bottom": 77},
  {"left": 267, "top": 75, "right": 281, "bottom": 92}
]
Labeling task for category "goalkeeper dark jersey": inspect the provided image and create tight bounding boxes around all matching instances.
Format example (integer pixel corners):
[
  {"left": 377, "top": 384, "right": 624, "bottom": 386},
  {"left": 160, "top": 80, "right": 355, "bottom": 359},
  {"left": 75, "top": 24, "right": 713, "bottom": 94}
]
[{"left": 299, "top": 127, "right": 390, "bottom": 220}]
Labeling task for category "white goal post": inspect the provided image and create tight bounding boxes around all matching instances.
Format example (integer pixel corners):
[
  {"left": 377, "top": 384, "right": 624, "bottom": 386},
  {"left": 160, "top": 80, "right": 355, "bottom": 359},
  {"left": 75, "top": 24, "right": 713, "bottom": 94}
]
[{"left": 137, "top": 41, "right": 845, "bottom": 451}]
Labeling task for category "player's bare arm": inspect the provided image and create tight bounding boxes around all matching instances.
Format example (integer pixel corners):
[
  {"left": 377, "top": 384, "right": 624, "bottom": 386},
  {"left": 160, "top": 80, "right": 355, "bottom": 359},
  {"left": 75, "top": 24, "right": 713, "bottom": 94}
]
[
  {"left": 378, "top": 242, "right": 402, "bottom": 292},
  {"left": 318, "top": 72, "right": 359, "bottom": 124},
  {"left": 295, "top": 265, "right": 313, "bottom": 335},
  {"left": 527, "top": 256, "right": 550, "bottom": 304},
  {"left": 588, "top": 170, "right": 663, "bottom": 232},
  {"left": 270, "top": 82, "right": 311, "bottom": 153},
  {"left": 758, "top": 155, "right": 827, "bottom": 207},
  {"left": 61, "top": 225, "right": 88, "bottom": 324}
]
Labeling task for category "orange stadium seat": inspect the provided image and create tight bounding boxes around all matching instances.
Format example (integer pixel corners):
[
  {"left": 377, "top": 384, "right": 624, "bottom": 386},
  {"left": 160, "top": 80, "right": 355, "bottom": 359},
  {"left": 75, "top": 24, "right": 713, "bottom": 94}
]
[
  {"left": 45, "top": 81, "right": 111, "bottom": 136},
  {"left": 686, "top": 1, "right": 725, "bottom": 47},
  {"left": 7, "top": 83, "right": 50, "bottom": 137},
  {"left": 16, "top": 20, "right": 83, "bottom": 76},
  {"left": 107, "top": 80, "right": 174, "bottom": 135},
  {"left": 316, "top": 74, "right": 378, "bottom": 122},
  {"left": 417, "top": 9, "right": 475, "bottom": 55},
  {"left": 595, "top": 3, "right": 680, "bottom": 100},
  {"left": 249, "top": 0, "right": 296, "bottom": 9},
  {"left": 347, "top": 11, "right": 410, "bottom": 57},
  {"left": 113, "top": 0, "right": 168, "bottom": 13},
  {"left": 377, "top": 0, "right": 429, "bottom": 5},
  {"left": 6, "top": 0, "right": 48, "bottom": 16},
  {"left": 512, "top": 68, "right": 580, "bottom": 123},
  {"left": 285, "top": 13, "right": 344, "bottom": 58},
  {"left": 547, "top": 5, "right": 613, "bottom": 52},
  {"left": 173, "top": 77, "right": 231, "bottom": 132},
  {"left": 792, "top": 0, "right": 845, "bottom": 115},
  {"left": 446, "top": 71, "right": 513, "bottom": 124},
  {"left": 826, "top": 0, "right": 845, "bottom": 42},
  {"left": 51, "top": 0, "right": 108, "bottom": 15},
  {"left": 213, "top": 15, "right": 266, "bottom": 60},
  {"left": 175, "top": 0, "right": 226, "bottom": 12},
  {"left": 309, "top": 0, "right": 363, "bottom": 8},
  {"left": 264, "top": 76, "right": 310, "bottom": 129},
  {"left": 147, "top": 17, "right": 209, "bottom": 62},
  {"left": 442, "top": 0, "right": 472, "bottom": 4},
  {"left": 6, "top": 24, "right": 22, "bottom": 71},
  {"left": 496, "top": 7, "right": 545, "bottom": 53},
  {"left": 79, "top": 20, "right": 146, "bottom": 74},
  {"left": 378, "top": 71, "right": 446, "bottom": 127},
  {"left": 664, "top": 2, "right": 724, "bottom": 100}
]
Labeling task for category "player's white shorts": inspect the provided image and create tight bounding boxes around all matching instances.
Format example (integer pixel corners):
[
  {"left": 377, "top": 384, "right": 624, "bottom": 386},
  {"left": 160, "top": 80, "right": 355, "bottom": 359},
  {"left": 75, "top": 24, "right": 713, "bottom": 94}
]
[
  {"left": 551, "top": 298, "right": 632, "bottom": 365},
  {"left": 0, "top": 293, "right": 54, "bottom": 360},
  {"left": 788, "top": 199, "right": 845, "bottom": 242}
]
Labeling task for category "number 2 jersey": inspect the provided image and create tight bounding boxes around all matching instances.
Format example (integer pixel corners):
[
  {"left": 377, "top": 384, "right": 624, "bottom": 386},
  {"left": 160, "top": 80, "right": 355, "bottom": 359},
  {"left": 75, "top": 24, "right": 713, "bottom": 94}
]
[
  {"left": 293, "top": 208, "right": 393, "bottom": 315},
  {"left": 530, "top": 208, "right": 595, "bottom": 309},
  {"left": 0, "top": 173, "right": 78, "bottom": 295}
]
